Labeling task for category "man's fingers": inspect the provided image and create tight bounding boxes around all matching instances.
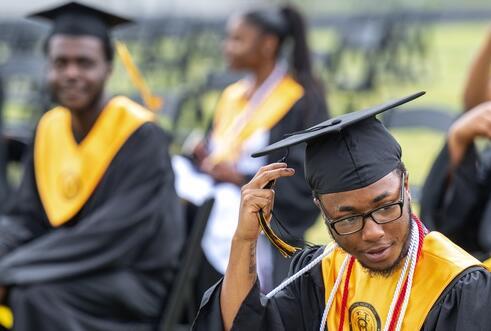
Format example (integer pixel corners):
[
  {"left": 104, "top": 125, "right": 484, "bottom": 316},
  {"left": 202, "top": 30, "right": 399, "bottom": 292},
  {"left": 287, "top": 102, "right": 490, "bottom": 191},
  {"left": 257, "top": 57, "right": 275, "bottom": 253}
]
[
  {"left": 241, "top": 189, "right": 274, "bottom": 212},
  {"left": 243, "top": 196, "right": 273, "bottom": 220},
  {"left": 259, "top": 162, "right": 288, "bottom": 172},
  {"left": 256, "top": 167, "right": 295, "bottom": 186},
  {"left": 242, "top": 188, "right": 274, "bottom": 203},
  {"left": 246, "top": 165, "right": 294, "bottom": 190},
  {"left": 250, "top": 163, "right": 287, "bottom": 180}
]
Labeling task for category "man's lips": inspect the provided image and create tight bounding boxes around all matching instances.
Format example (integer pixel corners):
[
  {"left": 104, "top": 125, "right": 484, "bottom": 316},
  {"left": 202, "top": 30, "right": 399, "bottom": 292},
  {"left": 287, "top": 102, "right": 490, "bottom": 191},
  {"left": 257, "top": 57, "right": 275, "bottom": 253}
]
[
  {"left": 60, "top": 87, "right": 84, "bottom": 95},
  {"left": 362, "top": 244, "right": 393, "bottom": 263}
]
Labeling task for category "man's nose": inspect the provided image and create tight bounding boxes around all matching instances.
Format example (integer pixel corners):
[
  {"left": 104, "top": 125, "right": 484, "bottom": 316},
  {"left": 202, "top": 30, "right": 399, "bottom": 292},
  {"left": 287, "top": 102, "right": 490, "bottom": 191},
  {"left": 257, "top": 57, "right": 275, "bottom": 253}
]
[
  {"left": 361, "top": 216, "right": 385, "bottom": 242},
  {"left": 64, "top": 63, "right": 80, "bottom": 78}
]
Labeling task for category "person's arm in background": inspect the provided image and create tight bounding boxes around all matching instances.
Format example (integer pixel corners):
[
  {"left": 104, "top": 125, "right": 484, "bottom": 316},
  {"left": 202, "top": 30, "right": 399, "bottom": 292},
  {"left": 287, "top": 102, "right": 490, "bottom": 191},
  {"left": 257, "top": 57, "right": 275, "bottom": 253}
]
[
  {"left": 448, "top": 101, "right": 491, "bottom": 168},
  {"left": 463, "top": 28, "right": 491, "bottom": 111},
  {"left": 194, "top": 106, "right": 246, "bottom": 186},
  {"left": 449, "top": 27, "right": 491, "bottom": 168},
  {"left": 200, "top": 160, "right": 246, "bottom": 186}
]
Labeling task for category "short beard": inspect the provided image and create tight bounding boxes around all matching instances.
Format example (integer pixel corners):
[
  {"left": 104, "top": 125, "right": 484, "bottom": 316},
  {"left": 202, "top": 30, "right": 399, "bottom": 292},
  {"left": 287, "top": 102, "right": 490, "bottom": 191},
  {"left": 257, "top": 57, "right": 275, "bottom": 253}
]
[
  {"left": 364, "top": 204, "right": 413, "bottom": 278},
  {"left": 364, "top": 222, "right": 411, "bottom": 278}
]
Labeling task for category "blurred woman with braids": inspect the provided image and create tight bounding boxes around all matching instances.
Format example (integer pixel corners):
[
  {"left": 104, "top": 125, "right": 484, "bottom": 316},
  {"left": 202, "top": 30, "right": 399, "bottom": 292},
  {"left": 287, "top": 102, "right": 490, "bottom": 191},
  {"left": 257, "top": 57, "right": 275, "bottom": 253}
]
[{"left": 174, "top": 5, "right": 329, "bottom": 295}]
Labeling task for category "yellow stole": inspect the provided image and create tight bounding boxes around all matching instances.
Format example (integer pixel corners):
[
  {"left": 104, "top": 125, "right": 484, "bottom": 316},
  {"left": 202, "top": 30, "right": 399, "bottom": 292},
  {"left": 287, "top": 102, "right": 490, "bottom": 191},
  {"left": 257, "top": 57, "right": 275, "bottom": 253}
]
[
  {"left": 484, "top": 257, "right": 491, "bottom": 270},
  {"left": 0, "top": 306, "right": 12, "bottom": 329},
  {"left": 322, "top": 232, "right": 482, "bottom": 330},
  {"left": 34, "top": 96, "right": 154, "bottom": 227},
  {"left": 208, "top": 75, "right": 303, "bottom": 164}
]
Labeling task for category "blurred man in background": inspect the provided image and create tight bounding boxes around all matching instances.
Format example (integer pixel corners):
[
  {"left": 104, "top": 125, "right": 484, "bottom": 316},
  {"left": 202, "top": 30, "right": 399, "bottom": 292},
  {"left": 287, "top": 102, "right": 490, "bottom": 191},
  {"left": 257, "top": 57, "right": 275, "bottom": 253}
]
[{"left": 0, "top": 2, "right": 183, "bottom": 330}]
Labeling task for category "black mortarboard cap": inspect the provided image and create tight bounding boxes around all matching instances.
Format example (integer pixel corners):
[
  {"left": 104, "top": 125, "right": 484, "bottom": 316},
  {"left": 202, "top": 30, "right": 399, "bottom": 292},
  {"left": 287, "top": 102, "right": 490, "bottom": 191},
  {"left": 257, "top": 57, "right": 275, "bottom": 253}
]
[
  {"left": 252, "top": 91, "right": 425, "bottom": 194},
  {"left": 28, "top": 2, "right": 131, "bottom": 41}
]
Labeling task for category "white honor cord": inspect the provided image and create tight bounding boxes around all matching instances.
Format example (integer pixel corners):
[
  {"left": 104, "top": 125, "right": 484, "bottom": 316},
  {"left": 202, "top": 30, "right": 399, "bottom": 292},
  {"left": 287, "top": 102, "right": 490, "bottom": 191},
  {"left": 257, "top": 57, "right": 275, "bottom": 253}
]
[
  {"left": 319, "top": 254, "right": 351, "bottom": 331},
  {"left": 382, "top": 224, "right": 418, "bottom": 331},
  {"left": 394, "top": 226, "right": 420, "bottom": 331},
  {"left": 266, "top": 242, "right": 338, "bottom": 299},
  {"left": 318, "top": 224, "right": 420, "bottom": 331}
]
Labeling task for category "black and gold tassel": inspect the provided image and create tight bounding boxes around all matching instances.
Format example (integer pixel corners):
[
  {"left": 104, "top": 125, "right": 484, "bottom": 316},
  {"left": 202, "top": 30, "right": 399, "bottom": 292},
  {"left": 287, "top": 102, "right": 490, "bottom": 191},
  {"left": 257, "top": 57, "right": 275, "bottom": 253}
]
[
  {"left": 257, "top": 209, "right": 299, "bottom": 257},
  {"left": 258, "top": 176, "right": 300, "bottom": 258}
]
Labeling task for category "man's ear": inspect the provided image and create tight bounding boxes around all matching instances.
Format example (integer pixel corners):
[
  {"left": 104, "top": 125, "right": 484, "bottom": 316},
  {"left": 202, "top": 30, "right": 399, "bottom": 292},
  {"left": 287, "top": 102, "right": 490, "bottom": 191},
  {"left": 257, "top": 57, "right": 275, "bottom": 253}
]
[{"left": 404, "top": 172, "right": 412, "bottom": 201}]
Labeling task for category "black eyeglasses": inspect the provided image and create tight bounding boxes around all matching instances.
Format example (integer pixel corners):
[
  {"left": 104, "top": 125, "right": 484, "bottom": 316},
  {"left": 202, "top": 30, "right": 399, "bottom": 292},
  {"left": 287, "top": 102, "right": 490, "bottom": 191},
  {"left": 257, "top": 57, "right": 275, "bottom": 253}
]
[{"left": 319, "top": 173, "right": 406, "bottom": 236}]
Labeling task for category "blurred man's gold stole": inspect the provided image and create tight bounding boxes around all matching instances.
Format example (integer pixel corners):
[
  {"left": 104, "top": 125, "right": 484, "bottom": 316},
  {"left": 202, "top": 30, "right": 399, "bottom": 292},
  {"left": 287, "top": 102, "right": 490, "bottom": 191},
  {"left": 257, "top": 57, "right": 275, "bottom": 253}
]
[{"left": 34, "top": 96, "right": 154, "bottom": 227}]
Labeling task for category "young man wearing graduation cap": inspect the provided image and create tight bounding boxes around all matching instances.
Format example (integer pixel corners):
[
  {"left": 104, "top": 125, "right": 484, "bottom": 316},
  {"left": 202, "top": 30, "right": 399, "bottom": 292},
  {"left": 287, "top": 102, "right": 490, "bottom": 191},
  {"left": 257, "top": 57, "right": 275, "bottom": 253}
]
[
  {"left": 193, "top": 92, "right": 491, "bottom": 331},
  {"left": 0, "top": 2, "right": 183, "bottom": 330}
]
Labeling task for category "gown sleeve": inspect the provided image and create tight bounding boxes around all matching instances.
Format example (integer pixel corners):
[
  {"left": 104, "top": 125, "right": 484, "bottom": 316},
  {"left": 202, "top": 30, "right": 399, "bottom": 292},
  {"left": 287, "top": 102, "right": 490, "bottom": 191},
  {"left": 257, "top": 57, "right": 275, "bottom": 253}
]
[
  {"left": 422, "top": 266, "right": 491, "bottom": 330},
  {"left": 192, "top": 246, "right": 326, "bottom": 331},
  {"left": 0, "top": 143, "right": 49, "bottom": 257},
  {"left": 0, "top": 123, "right": 184, "bottom": 285}
]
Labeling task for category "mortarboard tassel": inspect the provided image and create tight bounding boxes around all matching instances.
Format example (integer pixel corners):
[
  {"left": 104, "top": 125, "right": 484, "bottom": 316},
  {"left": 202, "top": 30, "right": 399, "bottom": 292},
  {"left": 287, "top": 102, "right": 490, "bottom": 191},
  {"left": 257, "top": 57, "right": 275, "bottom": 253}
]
[
  {"left": 258, "top": 171, "right": 300, "bottom": 258},
  {"left": 257, "top": 209, "right": 299, "bottom": 257},
  {"left": 115, "top": 41, "right": 163, "bottom": 112}
]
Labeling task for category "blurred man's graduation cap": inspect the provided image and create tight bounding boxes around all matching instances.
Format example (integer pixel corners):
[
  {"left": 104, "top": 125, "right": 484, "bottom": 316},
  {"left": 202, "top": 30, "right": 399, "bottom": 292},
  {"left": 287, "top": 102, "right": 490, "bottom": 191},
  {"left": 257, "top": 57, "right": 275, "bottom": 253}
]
[
  {"left": 28, "top": 2, "right": 131, "bottom": 41},
  {"left": 253, "top": 91, "right": 426, "bottom": 195}
]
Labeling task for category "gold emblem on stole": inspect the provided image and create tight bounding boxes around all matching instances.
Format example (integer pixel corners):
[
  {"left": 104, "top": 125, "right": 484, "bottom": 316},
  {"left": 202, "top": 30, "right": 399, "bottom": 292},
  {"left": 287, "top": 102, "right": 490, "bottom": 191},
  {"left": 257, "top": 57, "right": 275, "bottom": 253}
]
[
  {"left": 348, "top": 302, "right": 381, "bottom": 331},
  {"left": 59, "top": 170, "right": 81, "bottom": 200}
]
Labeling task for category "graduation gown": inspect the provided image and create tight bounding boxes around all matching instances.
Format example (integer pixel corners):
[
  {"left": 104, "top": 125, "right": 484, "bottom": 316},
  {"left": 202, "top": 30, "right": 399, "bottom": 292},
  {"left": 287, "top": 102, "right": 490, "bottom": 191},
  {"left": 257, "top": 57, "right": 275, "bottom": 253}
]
[
  {"left": 421, "top": 142, "right": 491, "bottom": 258},
  {"left": 0, "top": 98, "right": 184, "bottom": 330},
  {"left": 193, "top": 244, "right": 491, "bottom": 330}
]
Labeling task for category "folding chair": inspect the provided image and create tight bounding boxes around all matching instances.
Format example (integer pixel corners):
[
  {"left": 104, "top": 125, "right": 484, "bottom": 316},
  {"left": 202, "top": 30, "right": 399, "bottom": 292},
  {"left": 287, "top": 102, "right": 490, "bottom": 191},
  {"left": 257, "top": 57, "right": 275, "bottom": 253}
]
[{"left": 158, "top": 198, "right": 215, "bottom": 331}]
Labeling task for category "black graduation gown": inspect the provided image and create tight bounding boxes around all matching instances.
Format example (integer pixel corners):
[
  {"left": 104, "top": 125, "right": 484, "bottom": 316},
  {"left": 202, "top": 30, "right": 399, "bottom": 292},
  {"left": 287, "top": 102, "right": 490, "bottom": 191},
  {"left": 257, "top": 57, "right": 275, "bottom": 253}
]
[
  {"left": 192, "top": 246, "right": 491, "bottom": 331},
  {"left": 421, "top": 142, "right": 491, "bottom": 258},
  {"left": 0, "top": 122, "right": 184, "bottom": 330}
]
